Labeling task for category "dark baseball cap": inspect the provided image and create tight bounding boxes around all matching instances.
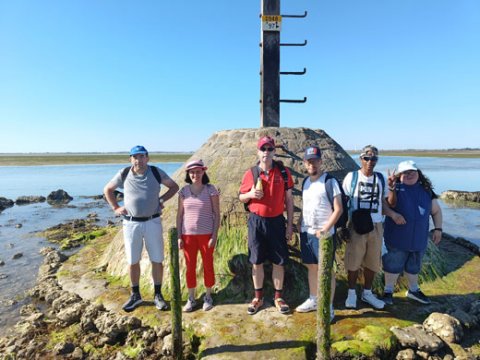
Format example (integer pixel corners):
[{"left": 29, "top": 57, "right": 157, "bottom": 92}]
[{"left": 304, "top": 146, "right": 322, "bottom": 160}]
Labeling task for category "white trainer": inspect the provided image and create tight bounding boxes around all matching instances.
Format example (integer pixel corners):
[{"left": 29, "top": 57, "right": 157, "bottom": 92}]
[
  {"left": 183, "top": 297, "right": 197, "bottom": 312},
  {"left": 345, "top": 290, "right": 357, "bottom": 309},
  {"left": 202, "top": 295, "right": 214, "bottom": 311},
  {"left": 361, "top": 291, "right": 385, "bottom": 309},
  {"left": 295, "top": 297, "right": 317, "bottom": 313}
]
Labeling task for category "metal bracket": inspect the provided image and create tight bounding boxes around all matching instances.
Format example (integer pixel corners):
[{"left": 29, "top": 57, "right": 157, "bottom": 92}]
[
  {"left": 280, "top": 97, "right": 307, "bottom": 103},
  {"left": 280, "top": 40, "right": 307, "bottom": 47},
  {"left": 280, "top": 68, "right": 306, "bottom": 75},
  {"left": 281, "top": 11, "right": 308, "bottom": 18}
]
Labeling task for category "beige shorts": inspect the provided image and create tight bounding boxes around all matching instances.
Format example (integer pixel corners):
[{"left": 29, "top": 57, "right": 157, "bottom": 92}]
[{"left": 344, "top": 222, "right": 383, "bottom": 273}]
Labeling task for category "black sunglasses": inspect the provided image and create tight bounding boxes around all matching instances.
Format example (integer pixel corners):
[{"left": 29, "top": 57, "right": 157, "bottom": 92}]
[
  {"left": 362, "top": 156, "right": 378, "bottom": 162},
  {"left": 260, "top": 146, "right": 275, "bottom": 152}
]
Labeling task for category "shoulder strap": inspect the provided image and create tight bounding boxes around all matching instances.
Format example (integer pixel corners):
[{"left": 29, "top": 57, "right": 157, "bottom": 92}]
[
  {"left": 273, "top": 160, "right": 289, "bottom": 191},
  {"left": 122, "top": 166, "right": 162, "bottom": 184},
  {"left": 150, "top": 165, "right": 162, "bottom": 184},
  {"left": 301, "top": 176, "right": 308, "bottom": 191},
  {"left": 250, "top": 165, "right": 261, "bottom": 186},
  {"left": 349, "top": 170, "right": 358, "bottom": 198},
  {"left": 324, "top": 173, "right": 335, "bottom": 209},
  {"left": 121, "top": 166, "right": 131, "bottom": 184},
  {"left": 375, "top": 171, "right": 385, "bottom": 197}
]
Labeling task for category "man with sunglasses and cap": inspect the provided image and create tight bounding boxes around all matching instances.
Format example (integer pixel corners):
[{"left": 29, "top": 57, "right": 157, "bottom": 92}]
[
  {"left": 342, "top": 145, "right": 395, "bottom": 310},
  {"left": 104, "top": 145, "right": 179, "bottom": 312},
  {"left": 239, "top": 136, "right": 294, "bottom": 315}
]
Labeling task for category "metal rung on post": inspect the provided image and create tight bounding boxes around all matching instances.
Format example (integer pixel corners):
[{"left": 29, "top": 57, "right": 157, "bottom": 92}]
[
  {"left": 280, "top": 68, "right": 307, "bottom": 75},
  {"left": 281, "top": 11, "right": 308, "bottom": 18},
  {"left": 280, "top": 40, "right": 307, "bottom": 46},
  {"left": 280, "top": 97, "right": 307, "bottom": 103}
]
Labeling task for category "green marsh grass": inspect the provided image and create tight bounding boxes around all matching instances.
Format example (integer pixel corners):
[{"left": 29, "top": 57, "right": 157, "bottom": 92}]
[{"left": 214, "top": 225, "right": 248, "bottom": 289}]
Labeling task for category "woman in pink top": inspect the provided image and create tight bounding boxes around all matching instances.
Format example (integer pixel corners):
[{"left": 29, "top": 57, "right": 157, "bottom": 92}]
[{"left": 176, "top": 160, "right": 220, "bottom": 312}]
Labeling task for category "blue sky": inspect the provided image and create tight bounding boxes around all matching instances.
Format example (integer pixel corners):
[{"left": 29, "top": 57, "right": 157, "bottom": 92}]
[{"left": 1, "top": 1, "right": 479, "bottom": 153}]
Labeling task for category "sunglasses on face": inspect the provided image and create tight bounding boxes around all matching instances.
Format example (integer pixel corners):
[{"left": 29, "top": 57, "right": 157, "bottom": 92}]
[
  {"left": 260, "top": 146, "right": 275, "bottom": 152},
  {"left": 362, "top": 156, "right": 378, "bottom": 162},
  {"left": 401, "top": 170, "right": 417, "bottom": 176}
]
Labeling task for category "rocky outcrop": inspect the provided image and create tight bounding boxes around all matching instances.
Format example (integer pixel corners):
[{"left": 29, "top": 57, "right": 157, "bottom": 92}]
[
  {"left": 441, "top": 190, "right": 480, "bottom": 204},
  {"left": 47, "top": 189, "right": 73, "bottom": 205},
  {"left": 0, "top": 247, "right": 193, "bottom": 359},
  {"left": 423, "top": 312, "right": 464, "bottom": 344},
  {"left": 101, "top": 127, "right": 359, "bottom": 296},
  {"left": 15, "top": 195, "right": 46, "bottom": 205},
  {"left": 0, "top": 197, "right": 14, "bottom": 212}
]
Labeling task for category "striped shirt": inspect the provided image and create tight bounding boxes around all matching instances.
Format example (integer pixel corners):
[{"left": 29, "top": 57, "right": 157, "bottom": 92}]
[{"left": 179, "top": 184, "right": 219, "bottom": 235}]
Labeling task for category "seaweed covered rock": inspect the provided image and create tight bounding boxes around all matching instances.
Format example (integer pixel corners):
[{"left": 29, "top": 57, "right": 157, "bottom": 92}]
[
  {"left": 47, "top": 189, "right": 73, "bottom": 205},
  {"left": 15, "top": 195, "right": 46, "bottom": 205},
  {"left": 0, "top": 197, "right": 14, "bottom": 212}
]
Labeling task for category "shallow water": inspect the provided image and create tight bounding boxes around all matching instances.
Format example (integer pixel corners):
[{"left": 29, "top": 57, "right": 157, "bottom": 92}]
[
  {"left": 0, "top": 157, "right": 479, "bottom": 334},
  {"left": 0, "top": 162, "right": 180, "bottom": 334}
]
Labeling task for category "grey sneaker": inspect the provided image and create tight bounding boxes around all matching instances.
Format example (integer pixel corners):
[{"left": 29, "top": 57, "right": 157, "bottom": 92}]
[
  {"left": 122, "top": 293, "right": 143, "bottom": 312},
  {"left": 183, "top": 297, "right": 197, "bottom": 312},
  {"left": 203, "top": 295, "right": 213, "bottom": 311},
  {"left": 406, "top": 289, "right": 431, "bottom": 304},
  {"left": 154, "top": 293, "right": 168, "bottom": 311}
]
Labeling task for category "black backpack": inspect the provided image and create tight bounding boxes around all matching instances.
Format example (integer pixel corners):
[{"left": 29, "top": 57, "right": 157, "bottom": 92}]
[
  {"left": 301, "top": 172, "right": 349, "bottom": 235},
  {"left": 244, "top": 160, "right": 289, "bottom": 212},
  {"left": 121, "top": 165, "right": 162, "bottom": 184}
]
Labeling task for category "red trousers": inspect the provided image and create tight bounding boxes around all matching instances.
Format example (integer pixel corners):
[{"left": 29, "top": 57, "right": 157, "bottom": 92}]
[{"left": 181, "top": 234, "right": 215, "bottom": 289}]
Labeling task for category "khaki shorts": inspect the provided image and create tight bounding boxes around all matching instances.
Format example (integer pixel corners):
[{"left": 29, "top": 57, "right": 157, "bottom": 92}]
[{"left": 344, "top": 222, "right": 383, "bottom": 273}]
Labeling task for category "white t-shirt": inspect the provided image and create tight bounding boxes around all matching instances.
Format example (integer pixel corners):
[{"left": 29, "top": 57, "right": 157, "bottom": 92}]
[
  {"left": 301, "top": 173, "right": 341, "bottom": 235},
  {"left": 342, "top": 170, "right": 388, "bottom": 224}
]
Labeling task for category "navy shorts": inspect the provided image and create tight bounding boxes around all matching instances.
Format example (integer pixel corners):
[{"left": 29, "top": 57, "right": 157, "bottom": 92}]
[
  {"left": 300, "top": 232, "right": 335, "bottom": 264},
  {"left": 382, "top": 245, "right": 425, "bottom": 274},
  {"left": 248, "top": 213, "right": 289, "bottom": 265}
]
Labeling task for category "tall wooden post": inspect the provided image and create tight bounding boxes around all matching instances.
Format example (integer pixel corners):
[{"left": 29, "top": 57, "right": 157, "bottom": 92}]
[
  {"left": 169, "top": 227, "right": 183, "bottom": 359},
  {"left": 316, "top": 234, "right": 333, "bottom": 360},
  {"left": 260, "top": 0, "right": 281, "bottom": 127}
]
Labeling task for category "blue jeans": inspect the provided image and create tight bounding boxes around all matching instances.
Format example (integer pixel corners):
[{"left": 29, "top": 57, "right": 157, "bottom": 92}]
[
  {"left": 300, "top": 232, "right": 334, "bottom": 264},
  {"left": 382, "top": 245, "right": 425, "bottom": 274}
]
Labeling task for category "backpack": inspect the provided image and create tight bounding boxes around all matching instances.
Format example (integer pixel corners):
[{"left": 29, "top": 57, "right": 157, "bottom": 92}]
[
  {"left": 244, "top": 160, "right": 289, "bottom": 212},
  {"left": 301, "top": 172, "right": 349, "bottom": 234},
  {"left": 121, "top": 165, "right": 162, "bottom": 185}
]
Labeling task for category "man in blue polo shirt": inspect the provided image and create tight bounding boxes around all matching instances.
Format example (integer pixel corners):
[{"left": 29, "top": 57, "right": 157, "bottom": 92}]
[{"left": 104, "top": 145, "right": 179, "bottom": 312}]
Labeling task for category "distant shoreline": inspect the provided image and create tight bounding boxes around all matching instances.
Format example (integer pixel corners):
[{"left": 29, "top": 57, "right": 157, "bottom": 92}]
[
  {"left": 352, "top": 149, "right": 480, "bottom": 158},
  {"left": 0, "top": 153, "right": 193, "bottom": 166},
  {"left": 0, "top": 149, "right": 479, "bottom": 166}
]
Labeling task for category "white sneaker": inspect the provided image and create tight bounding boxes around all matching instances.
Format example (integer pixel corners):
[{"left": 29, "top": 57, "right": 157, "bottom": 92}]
[
  {"left": 345, "top": 290, "right": 357, "bottom": 309},
  {"left": 202, "top": 295, "right": 213, "bottom": 311},
  {"left": 361, "top": 291, "right": 385, "bottom": 309},
  {"left": 296, "top": 297, "right": 317, "bottom": 313},
  {"left": 183, "top": 297, "right": 196, "bottom": 312}
]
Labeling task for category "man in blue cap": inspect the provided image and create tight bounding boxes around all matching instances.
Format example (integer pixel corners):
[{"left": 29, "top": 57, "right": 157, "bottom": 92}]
[{"left": 104, "top": 145, "right": 179, "bottom": 312}]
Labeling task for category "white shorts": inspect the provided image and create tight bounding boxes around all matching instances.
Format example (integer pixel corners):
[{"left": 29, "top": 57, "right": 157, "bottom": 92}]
[{"left": 122, "top": 217, "right": 164, "bottom": 265}]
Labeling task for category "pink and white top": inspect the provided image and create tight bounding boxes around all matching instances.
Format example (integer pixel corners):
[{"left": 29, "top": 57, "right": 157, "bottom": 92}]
[{"left": 179, "top": 184, "right": 219, "bottom": 235}]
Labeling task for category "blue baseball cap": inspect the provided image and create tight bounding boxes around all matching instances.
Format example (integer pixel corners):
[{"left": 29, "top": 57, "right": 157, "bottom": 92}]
[
  {"left": 129, "top": 145, "right": 148, "bottom": 156},
  {"left": 304, "top": 146, "right": 322, "bottom": 160}
]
